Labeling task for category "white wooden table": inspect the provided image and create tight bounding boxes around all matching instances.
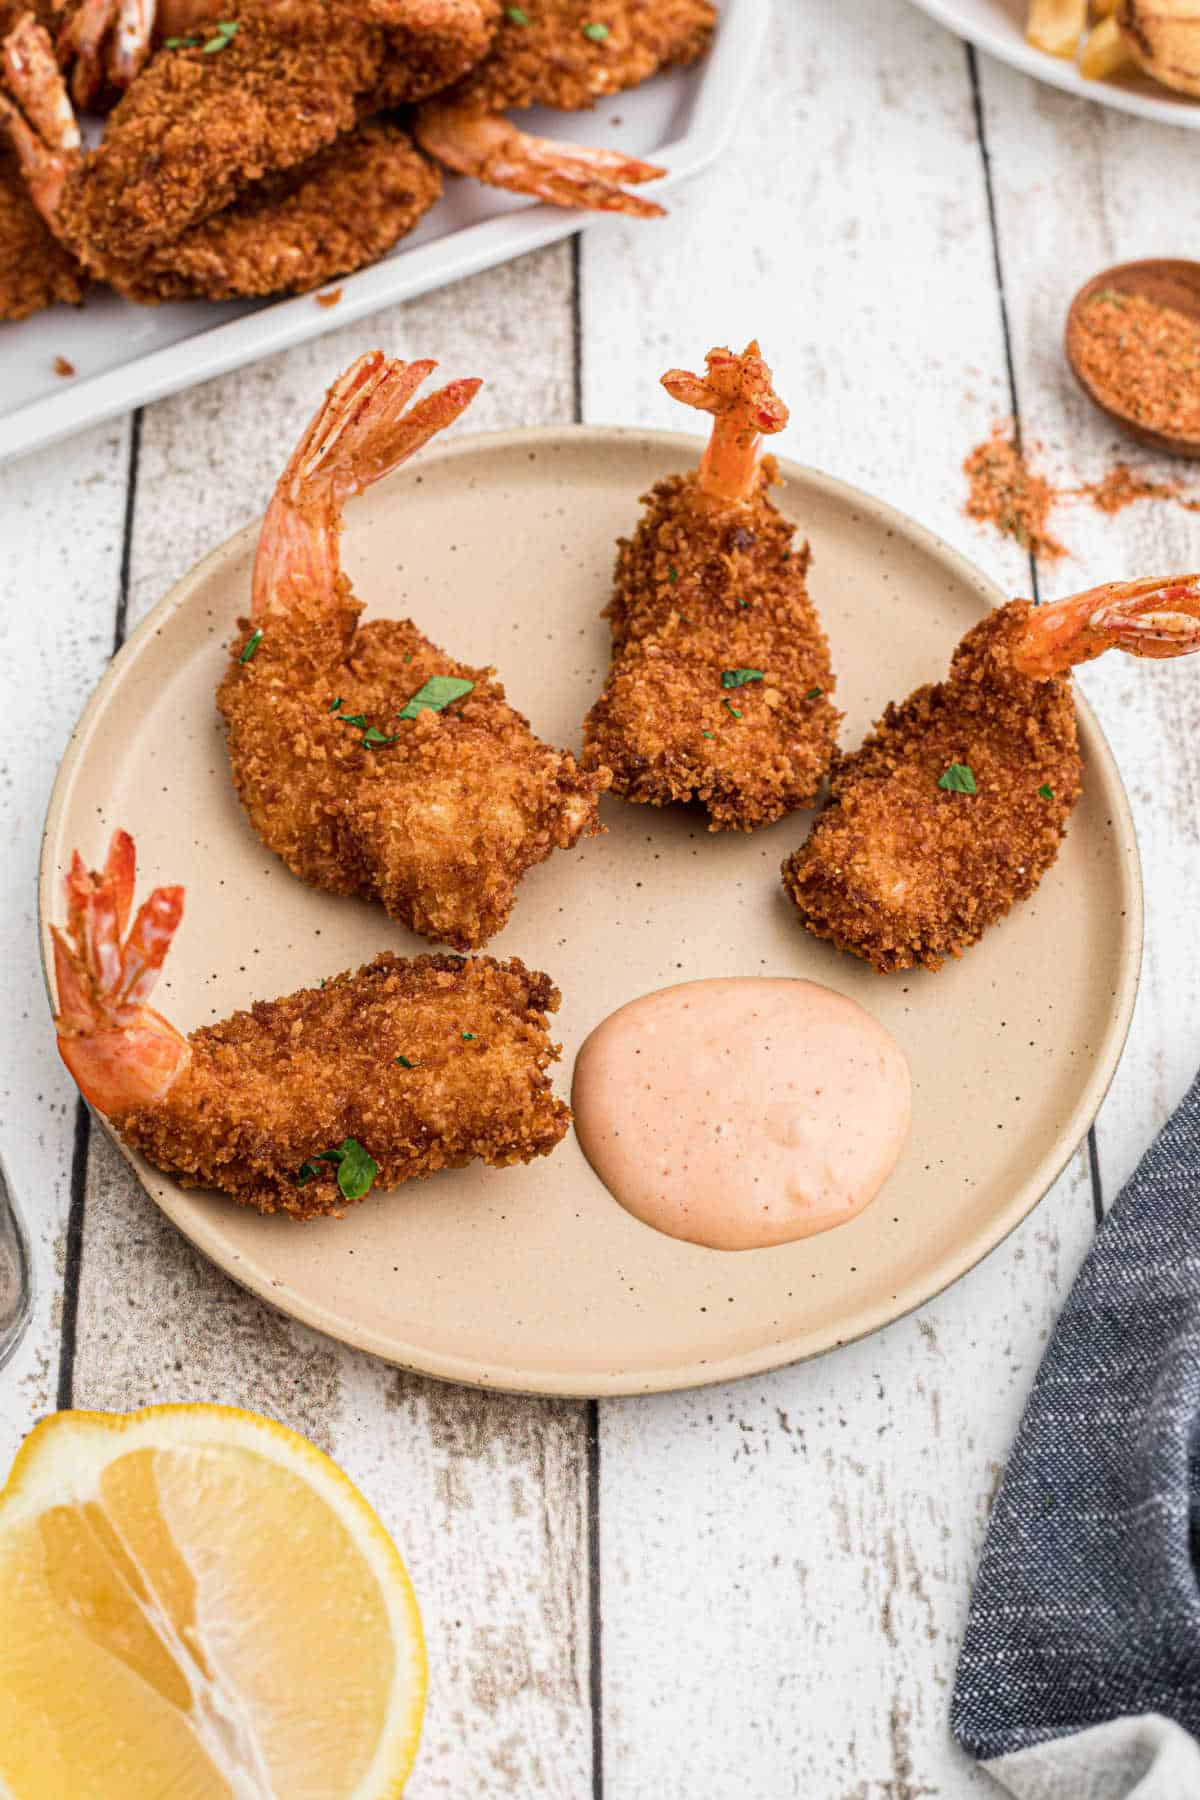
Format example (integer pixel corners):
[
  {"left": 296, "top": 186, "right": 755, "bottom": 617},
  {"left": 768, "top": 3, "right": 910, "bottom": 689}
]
[{"left": 3, "top": 4, "right": 1199, "bottom": 1792}]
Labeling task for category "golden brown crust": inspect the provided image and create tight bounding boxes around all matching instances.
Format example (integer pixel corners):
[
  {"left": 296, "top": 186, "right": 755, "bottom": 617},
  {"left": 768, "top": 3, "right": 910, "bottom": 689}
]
[
  {"left": 58, "top": 4, "right": 387, "bottom": 261},
  {"left": 109, "top": 122, "right": 441, "bottom": 302},
  {"left": 218, "top": 609, "right": 608, "bottom": 950},
  {"left": 447, "top": 0, "right": 714, "bottom": 111},
  {"left": 781, "top": 601, "right": 1083, "bottom": 973},
  {"left": 117, "top": 951, "right": 570, "bottom": 1217},
  {"left": 581, "top": 460, "right": 839, "bottom": 831},
  {"left": 0, "top": 145, "right": 87, "bottom": 320}
]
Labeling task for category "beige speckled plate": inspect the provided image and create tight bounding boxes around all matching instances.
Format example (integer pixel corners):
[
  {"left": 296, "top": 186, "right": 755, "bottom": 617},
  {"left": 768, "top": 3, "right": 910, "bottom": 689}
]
[{"left": 39, "top": 428, "right": 1142, "bottom": 1396}]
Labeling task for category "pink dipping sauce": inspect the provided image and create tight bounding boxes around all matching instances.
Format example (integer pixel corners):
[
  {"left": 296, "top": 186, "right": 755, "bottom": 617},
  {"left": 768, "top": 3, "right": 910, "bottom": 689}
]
[{"left": 572, "top": 978, "right": 911, "bottom": 1252}]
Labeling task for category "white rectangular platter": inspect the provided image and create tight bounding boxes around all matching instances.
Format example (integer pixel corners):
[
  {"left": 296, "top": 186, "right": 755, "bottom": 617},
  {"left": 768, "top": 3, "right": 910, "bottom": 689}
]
[{"left": 0, "top": 0, "right": 764, "bottom": 464}]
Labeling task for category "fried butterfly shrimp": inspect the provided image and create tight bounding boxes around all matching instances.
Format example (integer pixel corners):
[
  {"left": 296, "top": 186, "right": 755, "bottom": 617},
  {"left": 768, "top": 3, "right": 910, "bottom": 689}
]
[
  {"left": 3, "top": 0, "right": 492, "bottom": 265},
  {"left": 0, "top": 25, "right": 442, "bottom": 300},
  {"left": 783, "top": 576, "right": 1200, "bottom": 973},
  {"left": 414, "top": 0, "right": 714, "bottom": 216},
  {"left": 218, "top": 351, "right": 607, "bottom": 950},
  {"left": 582, "top": 342, "right": 839, "bottom": 831},
  {"left": 52, "top": 830, "right": 571, "bottom": 1218},
  {"left": 0, "top": 139, "right": 84, "bottom": 317}
]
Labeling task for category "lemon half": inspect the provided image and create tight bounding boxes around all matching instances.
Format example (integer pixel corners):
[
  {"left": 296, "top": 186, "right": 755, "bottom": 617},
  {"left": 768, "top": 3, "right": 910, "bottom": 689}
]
[{"left": 0, "top": 1404, "right": 426, "bottom": 1798}]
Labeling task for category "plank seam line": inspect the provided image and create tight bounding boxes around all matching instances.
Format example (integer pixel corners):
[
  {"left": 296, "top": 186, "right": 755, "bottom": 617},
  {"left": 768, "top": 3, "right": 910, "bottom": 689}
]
[
  {"left": 587, "top": 1399, "right": 604, "bottom": 1800},
  {"left": 967, "top": 44, "right": 1106, "bottom": 1227},
  {"left": 55, "top": 407, "right": 144, "bottom": 1411}
]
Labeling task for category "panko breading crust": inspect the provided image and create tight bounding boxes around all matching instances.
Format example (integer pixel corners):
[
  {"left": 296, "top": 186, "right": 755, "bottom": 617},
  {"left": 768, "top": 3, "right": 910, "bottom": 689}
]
[
  {"left": 118, "top": 951, "right": 570, "bottom": 1217},
  {"left": 112, "top": 121, "right": 441, "bottom": 302},
  {"left": 582, "top": 459, "right": 840, "bottom": 830},
  {"left": 782, "top": 601, "right": 1082, "bottom": 972},
  {"left": 218, "top": 603, "right": 607, "bottom": 951},
  {"left": 449, "top": 0, "right": 714, "bottom": 111},
  {"left": 0, "top": 144, "right": 86, "bottom": 319}
]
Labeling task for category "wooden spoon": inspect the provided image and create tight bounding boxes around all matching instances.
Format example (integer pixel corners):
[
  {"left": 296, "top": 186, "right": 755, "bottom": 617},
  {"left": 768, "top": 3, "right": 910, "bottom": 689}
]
[{"left": 1065, "top": 256, "right": 1200, "bottom": 459}]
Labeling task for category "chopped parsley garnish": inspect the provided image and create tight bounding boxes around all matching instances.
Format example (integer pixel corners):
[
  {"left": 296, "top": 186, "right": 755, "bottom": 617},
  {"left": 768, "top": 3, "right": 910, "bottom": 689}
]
[
  {"left": 329, "top": 696, "right": 344, "bottom": 712},
  {"left": 806, "top": 686, "right": 823, "bottom": 700},
  {"left": 238, "top": 627, "right": 263, "bottom": 664},
  {"left": 170, "top": 18, "right": 238, "bottom": 49},
  {"left": 462, "top": 1031, "right": 476, "bottom": 1040},
  {"left": 721, "top": 668, "right": 765, "bottom": 690},
  {"left": 396, "top": 675, "right": 474, "bottom": 720},
  {"left": 394, "top": 1055, "right": 420, "bottom": 1069},
  {"left": 583, "top": 19, "right": 610, "bottom": 39},
  {"left": 362, "top": 726, "right": 401, "bottom": 749},
  {"left": 1038, "top": 783, "right": 1055, "bottom": 799},
  {"left": 701, "top": 730, "right": 713, "bottom": 739},
  {"left": 737, "top": 598, "right": 749, "bottom": 609},
  {"left": 938, "top": 763, "right": 977, "bottom": 795},
  {"left": 295, "top": 1137, "right": 379, "bottom": 1201},
  {"left": 723, "top": 699, "right": 742, "bottom": 719},
  {"left": 667, "top": 564, "right": 678, "bottom": 584},
  {"left": 506, "top": 5, "right": 529, "bottom": 20},
  {"left": 338, "top": 712, "right": 368, "bottom": 728}
]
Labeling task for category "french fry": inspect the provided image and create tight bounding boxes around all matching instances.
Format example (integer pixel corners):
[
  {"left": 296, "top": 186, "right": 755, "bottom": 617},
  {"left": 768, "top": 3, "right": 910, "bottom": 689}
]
[
  {"left": 1079, "top": 12, "right": 1137, "bottom": 75},
  {"left": 1026, "top": 0, "right": 1088, "bottom": 54}
]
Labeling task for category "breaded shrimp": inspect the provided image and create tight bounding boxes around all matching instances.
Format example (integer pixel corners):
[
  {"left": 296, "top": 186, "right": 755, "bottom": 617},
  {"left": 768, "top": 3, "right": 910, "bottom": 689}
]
[
  {"left": 51, "top": 830, "right": 570, "bottom": 1218},
  {"left": 582, "top": 342, "right": 840, "bottom": 831},
  {"left": 414, "top": 0, "right": 714, "bottom": 215},
  {"left": 782, "top": 577, "right": 1200, "bottom": 972},
  {"left": 108, "top": 121, "right": 441, "bottom": 302},
  {"left": 0, "top": 27, "right": 442, "bottom": 300},
  {"left": 0, "top": 139, "right": 84, "bottom": 317},
  {"left": 2, "top": 0, "right": 492, "bottom": 265},
  {"left": 218, "top": 351, "right": 608, "bottom": 949}
]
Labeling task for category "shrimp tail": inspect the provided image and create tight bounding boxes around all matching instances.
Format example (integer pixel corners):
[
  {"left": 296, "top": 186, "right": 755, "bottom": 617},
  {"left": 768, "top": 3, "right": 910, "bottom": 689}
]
[
  {"left": 250, "top": 351, "right": 481, "bottom": 632},
  {"left": 52, "top": 830, "right": 190, "bottom": 1116},
  {"left": 1010, "top": 574, "right": 1200, "bottom": 678},
  {"left": 413, "top": 102, "right": 666, "bottom": 217},
  {"left": 661, "top": 341, "right": 789, "bottom": 506}
]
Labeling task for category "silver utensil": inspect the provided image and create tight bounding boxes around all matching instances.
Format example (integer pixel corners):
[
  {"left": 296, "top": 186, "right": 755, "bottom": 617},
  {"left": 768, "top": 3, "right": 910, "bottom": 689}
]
[{"left": 0, "top": 1153, "right": 33, "bottom": 1370}]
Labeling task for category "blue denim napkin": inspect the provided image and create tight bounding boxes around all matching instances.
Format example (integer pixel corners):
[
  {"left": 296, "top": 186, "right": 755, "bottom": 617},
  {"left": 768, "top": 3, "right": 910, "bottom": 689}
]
[{"left": 952, "top": 1066, "right": 1200, "bottom": 1790}]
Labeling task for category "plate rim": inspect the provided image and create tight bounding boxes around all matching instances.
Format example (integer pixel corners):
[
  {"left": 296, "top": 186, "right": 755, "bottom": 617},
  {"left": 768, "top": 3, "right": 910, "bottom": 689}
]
[
  {"left": 904, "top": 0, "right": 1200, "bottom": 128},
  {"left": 38, "top": 422, "right": 1145, "bottom": 1396}
]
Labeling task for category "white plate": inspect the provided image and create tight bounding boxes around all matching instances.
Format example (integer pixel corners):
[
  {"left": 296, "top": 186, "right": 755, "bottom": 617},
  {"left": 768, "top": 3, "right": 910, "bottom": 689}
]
[
  {"left": 905, "top": 0, "right": 1200, "bottom": 127},
  {"left": 0, "top": 0, "right": 763, "bottom": 465}
]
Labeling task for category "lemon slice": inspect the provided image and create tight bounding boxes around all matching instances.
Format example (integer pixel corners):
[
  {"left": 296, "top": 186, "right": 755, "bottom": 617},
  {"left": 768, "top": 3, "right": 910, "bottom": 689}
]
[{"left": 0, "top": 1404, "right": 426, "bottom": 1798}]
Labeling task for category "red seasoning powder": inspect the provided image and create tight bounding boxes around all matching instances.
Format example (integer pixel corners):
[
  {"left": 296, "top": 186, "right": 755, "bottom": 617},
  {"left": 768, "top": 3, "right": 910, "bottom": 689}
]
[
  {"left": 963, "top": 426, "right": 1068, "bottom": 561},
  {"left": 1071, "top": 289, "right": 1200, "bottom": 442},
  {"left": 964, "top": 426, "right": 1200, "bottom": 555}
]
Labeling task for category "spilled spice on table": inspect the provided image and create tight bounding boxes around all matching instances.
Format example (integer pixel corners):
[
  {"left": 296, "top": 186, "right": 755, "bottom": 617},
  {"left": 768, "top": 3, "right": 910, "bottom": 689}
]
[
  {"left": 963, "top": 426, "right": 1068, "bottom": 560},
  {"left": 963, "top": 427, "right": 1200, "bottom": 557},
  {"left": 1070, "top": 289, "right": 1200, "bottom": 442}
]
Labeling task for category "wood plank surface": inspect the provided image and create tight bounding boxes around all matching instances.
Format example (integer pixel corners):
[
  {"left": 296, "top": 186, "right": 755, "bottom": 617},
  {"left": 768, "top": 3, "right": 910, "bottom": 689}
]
[
  {"left": 1, "top": 5, "right": 1196, "bottom": 1795},
  {"left": 64, "top": 245, "right": 595, "bottom": 1799},
  {"left": 581, "top": 7, "right": 1101, "bottom": 1794}
]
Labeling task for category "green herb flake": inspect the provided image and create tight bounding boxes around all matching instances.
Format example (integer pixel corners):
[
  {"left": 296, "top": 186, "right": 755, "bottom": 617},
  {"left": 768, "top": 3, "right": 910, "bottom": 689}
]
[
  {"left": 396, "top": 674, "right": 475, "bottom": 721},
  {"left": 338, "top": 712, "right": 368, "bottom": 729},
  {"left": 667, "top": 564, "right": 678, "bottom": 585},
  {"left": 395, "top": 1055, "right": 420, "bottom": 1069},
  {"left": 723, "top": 699, "right": 742, "bottom": 719},
  {"left": 737, "top": 598, "right": 749, "bottom": 609},
  {"left": 806, "top": 686, "right": 823, "bottom": 700},
  {"left": 238, "top": 627, "right": 263, "bottom": 664},
  {"left": 361, "top": 726, "right": 401, "bottom": 749},
  {"left": 329, "top": 696, "right": 344, "bottom": 712},
  {"left": 462, "top": 1031, "right": 476, "bottom": 1040},
  {"left": 938, "top": 763, "right": 977, "bottom": 795},
  {"left": 165, "top": 33, "right": 202, "bottom": 47},
  {"left": 1038, "top": 783, "right": 1055, "bottom": 799},
  {"left": 294, "top": 1136, "right": 379, "bottom": 1201},
  {"left": 582, "top": 19, "right": 610, "bottom": 39},
  {"left": 201, "top": 19, "right": 239, "bottom": 51},
  {"left": 701, "top": 730, "right": 713, "bottom": 739},
  {"left": 506, "top": 5, "right": 529, "bottom": 20},
  {"left": 721, "top": 668, "right": 765, "bottom": 690}
]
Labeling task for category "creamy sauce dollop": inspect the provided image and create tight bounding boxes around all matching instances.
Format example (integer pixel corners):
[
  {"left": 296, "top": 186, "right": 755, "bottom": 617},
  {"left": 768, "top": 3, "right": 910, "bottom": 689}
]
[{"left": 573, "top": 978, "right": 911, "bottom": 1251}]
